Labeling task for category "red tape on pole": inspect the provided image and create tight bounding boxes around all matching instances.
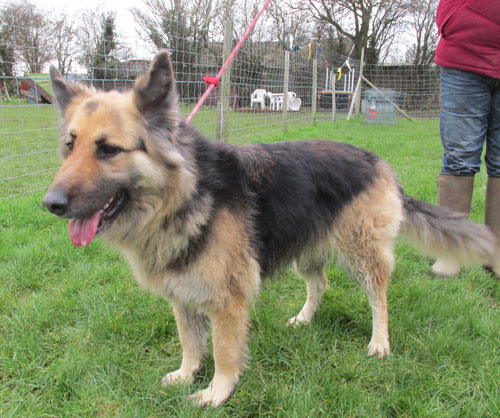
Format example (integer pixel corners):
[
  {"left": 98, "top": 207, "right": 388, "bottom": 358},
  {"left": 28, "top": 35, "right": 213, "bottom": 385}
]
[{"left": 185, "top": 0, "right": 273, "bottom": 125}]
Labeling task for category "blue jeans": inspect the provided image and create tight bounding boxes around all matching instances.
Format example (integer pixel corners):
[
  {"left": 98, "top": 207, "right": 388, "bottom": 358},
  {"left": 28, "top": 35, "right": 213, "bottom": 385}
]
[{"left": 440, "top": 67, "right": 500, "bottom": 177}]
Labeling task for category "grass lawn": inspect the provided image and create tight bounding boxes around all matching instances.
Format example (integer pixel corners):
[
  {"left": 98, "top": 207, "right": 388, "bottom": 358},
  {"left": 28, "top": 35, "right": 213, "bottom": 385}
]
[{"left": 1, "top": 117, "right": 499, "bottom": 417}]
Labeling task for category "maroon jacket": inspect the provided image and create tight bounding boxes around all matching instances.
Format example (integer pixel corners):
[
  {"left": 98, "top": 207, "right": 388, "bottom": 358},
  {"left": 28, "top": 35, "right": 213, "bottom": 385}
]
[{"left": 435, "top": 0, "right": 500, "bottom": 79}]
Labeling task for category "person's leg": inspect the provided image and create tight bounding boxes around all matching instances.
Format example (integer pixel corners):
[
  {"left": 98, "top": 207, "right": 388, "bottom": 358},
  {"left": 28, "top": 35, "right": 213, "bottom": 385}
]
[
  {"left": 434, "top": 67, "right": 492, "bottom": 276},
  {"left": 484, "top": 80, "right": 500, "bottom": 276},
  {"left": 440, "top": 67, "right": 491, "bottom": 176}
]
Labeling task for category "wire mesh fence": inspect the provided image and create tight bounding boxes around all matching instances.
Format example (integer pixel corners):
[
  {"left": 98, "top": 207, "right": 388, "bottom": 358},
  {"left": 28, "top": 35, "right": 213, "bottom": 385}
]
[
  {"left": 0, "top": 3, "right": 441, "bottom": 200},
  {"left": 362, "top": 64, "right": 441, "bottom": 119}
]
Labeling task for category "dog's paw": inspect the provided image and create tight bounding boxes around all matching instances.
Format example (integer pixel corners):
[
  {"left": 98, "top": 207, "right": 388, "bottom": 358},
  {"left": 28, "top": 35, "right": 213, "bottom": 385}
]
[
  {"left": 188, "top": 386, "right": 232, "bottom": 408},
  {"left": 161, "top": 369, "right": 194, "bottom": 386},
  {"left": 431, "top": 259, "right": 461, "bottom": 277},
  {"left": 367, "top": 339, "right": 391, "bottom": 359},
  {"left": 188, "top": 375, "right": 236, "bottom": 407},
  {"left": 286, "top": 315, "right": 310, "bottom": 327}
]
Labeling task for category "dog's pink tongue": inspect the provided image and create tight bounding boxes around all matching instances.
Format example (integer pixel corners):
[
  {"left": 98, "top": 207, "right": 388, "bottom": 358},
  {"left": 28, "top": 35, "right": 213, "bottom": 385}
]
[{"left": 68, "top": 212, "right": 101, "bottom": 247}]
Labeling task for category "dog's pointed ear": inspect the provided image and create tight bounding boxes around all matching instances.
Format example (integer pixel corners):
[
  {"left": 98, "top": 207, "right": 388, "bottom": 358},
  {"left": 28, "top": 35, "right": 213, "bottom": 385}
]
[
  {"left": 133, "top": 50, "right": 179, "bottom": 122},
  {"left": 50, "top": 66, "right": 86, "bottom": 114}
]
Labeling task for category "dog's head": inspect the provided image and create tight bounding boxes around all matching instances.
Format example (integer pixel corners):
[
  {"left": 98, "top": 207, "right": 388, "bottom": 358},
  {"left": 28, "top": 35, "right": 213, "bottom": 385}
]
[{"left": 43, "top": 51, "right": 193, "bottom": 246}]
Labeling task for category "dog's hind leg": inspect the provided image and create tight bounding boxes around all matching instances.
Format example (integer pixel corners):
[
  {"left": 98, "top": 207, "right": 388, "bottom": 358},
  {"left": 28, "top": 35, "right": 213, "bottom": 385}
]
[
  {"left": 333, "top": 168, "right": 402, "bottom": 358},
  {"left": 341, "top": 240, "right": 394, "bottom": 359},
  {"left": 287, "top": 266, "right": 328, "bottom": 326},
  {"left": 161, "top": 302, "right": 209, "bottom": 386}
]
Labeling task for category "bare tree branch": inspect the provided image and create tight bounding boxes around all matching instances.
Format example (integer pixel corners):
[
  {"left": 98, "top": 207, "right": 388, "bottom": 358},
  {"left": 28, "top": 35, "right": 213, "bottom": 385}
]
[
  {"left": 289, "top": 0, "right": 412, "bottom": 63},
  {"left": 51, "top": 14, "right": 77, "bottom": 75},
  {"left": 1, "top": 1, "right": 53, "bottom": 73},
  {"left": 406, "top": 0, "right": 437, "bottom": 65}
]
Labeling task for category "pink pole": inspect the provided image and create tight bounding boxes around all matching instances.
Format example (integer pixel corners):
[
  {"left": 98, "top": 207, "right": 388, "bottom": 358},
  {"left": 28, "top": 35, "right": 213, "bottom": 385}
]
[{"left": 185, "top": 0, "right": 273, "bottom": 125}]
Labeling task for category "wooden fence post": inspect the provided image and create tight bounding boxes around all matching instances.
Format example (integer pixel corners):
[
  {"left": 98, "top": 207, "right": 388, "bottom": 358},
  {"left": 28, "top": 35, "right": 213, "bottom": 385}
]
[
  {"left": 354, "top": 47, "right": 365, "bottom": 118},
  {"left": 217, "top": 11, "right": 233, "bottom": 141},
  {"left": 312, "top": 57, "right": 318, "bottom": 126},
  {"left": 332, "top": 68, "right": 336, "bottom": 123},
  {"left": 282, "top": 37, "right": 291, "bottom": 133}
]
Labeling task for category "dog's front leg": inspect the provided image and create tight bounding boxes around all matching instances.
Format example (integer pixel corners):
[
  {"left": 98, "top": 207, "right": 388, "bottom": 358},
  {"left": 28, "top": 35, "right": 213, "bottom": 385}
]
[
  {"left": 161, "top": 302, "right": 209, "bottom": 386},
  {"left": 188, "top": 299, "right": 249, "bottom": 407}
]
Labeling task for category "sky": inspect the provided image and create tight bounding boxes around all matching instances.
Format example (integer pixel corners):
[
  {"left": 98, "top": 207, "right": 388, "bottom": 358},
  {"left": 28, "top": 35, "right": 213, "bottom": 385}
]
[
  {"left": 35, "top": 0, "right": 138, "bottom": 27},
  {"left": 35, "top": 0, "right": 138, "bottom": 26}
]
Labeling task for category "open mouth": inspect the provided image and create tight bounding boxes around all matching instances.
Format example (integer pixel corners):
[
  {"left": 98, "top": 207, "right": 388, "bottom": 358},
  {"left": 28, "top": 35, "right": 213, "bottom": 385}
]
[
  {"left": 97, "top": 190, "right": 128, "bottom": 234},
  {"left": 68, "top": 190, "right": 129, "bottom": 247}
]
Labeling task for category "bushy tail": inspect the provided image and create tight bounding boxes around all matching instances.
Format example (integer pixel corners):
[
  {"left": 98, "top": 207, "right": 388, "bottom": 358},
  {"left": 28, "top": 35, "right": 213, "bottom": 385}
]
[{"left": 400, "top": 194, "right": 498, "bottom": 269}]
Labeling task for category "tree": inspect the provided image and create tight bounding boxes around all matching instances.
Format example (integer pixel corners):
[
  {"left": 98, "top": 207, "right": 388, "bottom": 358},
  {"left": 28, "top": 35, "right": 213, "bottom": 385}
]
[
  {"left": 0, "top": 7, "right": 16, "bottom": 80},
  {"left": 267, "top": 1, "right": 313, "bottom": 50},
  {"left": 292, "top": 0, "right": 411, "bottom": 63},
  {"left": 0, "top": 1, "right": 52, "bottom": 73},
  {"left": 132, "top": 0, "right": 224, "bottom": 99},
  {"left": 51, "top": 14, "right": 77, "bottom": 75},
  {"left": 92, "top": 14, "right": 118, "bottom": 82},
  {"left": 132, "top": 0, "right": 221, "bottom": 50},
  {"left": 77, "top": 10, "right": 125, "bottom": 87},
  {"left": 406, "top": 0, "right": 437, "bottom": 65}
]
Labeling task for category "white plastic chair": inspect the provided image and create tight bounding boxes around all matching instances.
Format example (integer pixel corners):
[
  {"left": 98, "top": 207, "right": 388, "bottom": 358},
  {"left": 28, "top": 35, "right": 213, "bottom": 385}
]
[
  {"left": 250, "top": 89, "right": 267, "bottom": 109},
  {"left": 288, "top": 92, "right": 301, "bottom": 111},
  {"left": 285, "top": 92, "right": 301, "bottom": 111},
  {"left": 289, "top": 97, "right": 301, "bottom": 111}
]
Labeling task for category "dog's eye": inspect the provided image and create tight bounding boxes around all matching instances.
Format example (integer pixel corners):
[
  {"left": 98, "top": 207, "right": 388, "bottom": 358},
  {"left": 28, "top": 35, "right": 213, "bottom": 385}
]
[
  {"left": 97, "top": 144, "right": 122, "bottom": 159},
  {"left": 65, "top": 133, "right": 76, "bottom": 155},
  {"left": 65, "top": 140, "right": 74, "bottom": 155}
]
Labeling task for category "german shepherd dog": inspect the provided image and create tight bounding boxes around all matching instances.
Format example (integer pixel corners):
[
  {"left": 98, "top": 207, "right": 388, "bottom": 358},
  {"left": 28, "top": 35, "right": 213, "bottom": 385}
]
[{"left": 43, "top": 51, "right": 499, "bottom": 406}]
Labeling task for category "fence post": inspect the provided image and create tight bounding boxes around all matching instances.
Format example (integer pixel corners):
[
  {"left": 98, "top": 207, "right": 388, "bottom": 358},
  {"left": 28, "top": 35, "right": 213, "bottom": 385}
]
[
  {"left": 282, "top": 38, "right": 291, "bottom": 133},
  {"left": 332, "top": 84, "right": 336, "bottom": 123},
  {"left": 216, "top": 101, "right": 223, "bottom": 140},
  {"left": 354, "top": 47, "right": 365, "bottom": 118},
  {"left": 217, "top": 11, "right": 233, "bottom": 141},
  {"left": 312, "top": 58, "right": 318, "bottom": 126}
]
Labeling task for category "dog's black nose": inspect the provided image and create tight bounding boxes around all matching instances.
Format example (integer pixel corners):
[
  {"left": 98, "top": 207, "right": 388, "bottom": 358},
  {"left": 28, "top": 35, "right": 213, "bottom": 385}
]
[{"left": 43, "top": 189, "right": 70, "bottom": 216}]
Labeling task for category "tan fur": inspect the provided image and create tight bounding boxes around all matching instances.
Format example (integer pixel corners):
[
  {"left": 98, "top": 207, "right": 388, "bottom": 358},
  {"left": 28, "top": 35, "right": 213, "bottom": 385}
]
[
  {"left": 332, "top": 161, "right": 402, "bottom": 283},
  {"left": 402, "top": 212, "right": 496, "bottom": 268},
  {"left": 288, "top": 269, "right": 328, "bottom": 326},
  {"left": 161, "top": 301, "right": 208, "bottom": 386},
  {"left": 120, "top": 208, "right": 259, "bottom": 305},
  {"left": 331, "top": 164, "right": 402, "bottom": 357}
]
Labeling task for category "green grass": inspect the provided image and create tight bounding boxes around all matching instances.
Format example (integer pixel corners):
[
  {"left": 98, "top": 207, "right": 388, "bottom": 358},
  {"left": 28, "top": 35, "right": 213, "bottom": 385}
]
[
  {"left": 0, "top": 101, "right": 61, "bottom": 198},
  {"left": 1, "top": 118, "right": 499, "bottom": 417}
]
